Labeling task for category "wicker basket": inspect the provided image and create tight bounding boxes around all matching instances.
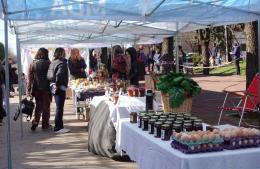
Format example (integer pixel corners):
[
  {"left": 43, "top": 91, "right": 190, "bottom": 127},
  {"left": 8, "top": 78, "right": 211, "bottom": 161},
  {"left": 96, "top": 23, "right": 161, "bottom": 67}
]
[{"left": 161, "top": 92, "right": 193, "bottom": 113}]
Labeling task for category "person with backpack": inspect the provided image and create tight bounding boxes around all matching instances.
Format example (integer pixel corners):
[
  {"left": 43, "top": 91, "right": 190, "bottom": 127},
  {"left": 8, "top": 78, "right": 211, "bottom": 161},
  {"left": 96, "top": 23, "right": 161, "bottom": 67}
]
[
  {"left": 27, "top": 48, "right": 51, "bottom": 131},
  {"left": 47, "top": 47, "right": 70, "bottom": 134}
]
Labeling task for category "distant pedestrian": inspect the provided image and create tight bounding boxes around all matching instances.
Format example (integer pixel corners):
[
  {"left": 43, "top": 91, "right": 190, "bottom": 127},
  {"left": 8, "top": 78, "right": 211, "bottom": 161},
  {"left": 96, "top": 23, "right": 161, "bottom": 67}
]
[{"left": 232, "top": 43, "right": 241, "bottom": 75}]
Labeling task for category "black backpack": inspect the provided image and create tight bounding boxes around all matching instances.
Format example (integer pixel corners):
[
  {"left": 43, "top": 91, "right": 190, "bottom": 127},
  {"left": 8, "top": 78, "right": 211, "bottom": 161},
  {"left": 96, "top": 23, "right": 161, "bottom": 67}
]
[{"left": 13, "top": 98, "right": 35, "bottom": 121}]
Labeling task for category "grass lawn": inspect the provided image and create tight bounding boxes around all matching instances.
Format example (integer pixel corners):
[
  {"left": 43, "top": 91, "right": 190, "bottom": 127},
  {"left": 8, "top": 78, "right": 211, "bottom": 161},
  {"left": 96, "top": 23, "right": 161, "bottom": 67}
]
[{"left": 194, "top": 60, "right": 246, "bottom": 76}]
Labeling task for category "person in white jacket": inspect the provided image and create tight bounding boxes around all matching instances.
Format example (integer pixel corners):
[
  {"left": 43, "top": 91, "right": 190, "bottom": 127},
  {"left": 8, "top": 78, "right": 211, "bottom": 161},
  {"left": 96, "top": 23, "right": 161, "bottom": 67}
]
[{"left": 153, "top": 49, "right": 161, "bottom": 73}]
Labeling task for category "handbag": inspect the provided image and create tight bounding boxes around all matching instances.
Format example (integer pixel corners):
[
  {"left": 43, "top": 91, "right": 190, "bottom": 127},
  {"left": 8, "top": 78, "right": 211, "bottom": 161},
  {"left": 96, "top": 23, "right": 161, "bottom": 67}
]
[{"left": 13, "top": 98, "right": 35, "bottom": 121}]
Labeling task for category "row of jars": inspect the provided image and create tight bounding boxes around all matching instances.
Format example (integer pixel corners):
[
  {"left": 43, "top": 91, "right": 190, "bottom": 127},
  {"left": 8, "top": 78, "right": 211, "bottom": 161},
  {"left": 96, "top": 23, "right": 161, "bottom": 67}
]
[{"left": 130, "top": 111, "right": 203, "bottom": 141}]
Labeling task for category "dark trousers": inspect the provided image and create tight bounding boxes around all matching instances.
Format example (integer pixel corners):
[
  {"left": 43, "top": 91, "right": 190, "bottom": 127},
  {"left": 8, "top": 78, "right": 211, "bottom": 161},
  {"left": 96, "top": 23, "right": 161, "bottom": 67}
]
[
  {"left": 0, "top": 87, "right": 5, "bottom": 120},
  {"left": 54, "top": 90, "right": 66, "bottom": 130},
  {"left": 33, "top": 90, "right": 51, "bottom": 128},
  {"left": 235, "top": 59, "right": 240, "bottom": 75}
]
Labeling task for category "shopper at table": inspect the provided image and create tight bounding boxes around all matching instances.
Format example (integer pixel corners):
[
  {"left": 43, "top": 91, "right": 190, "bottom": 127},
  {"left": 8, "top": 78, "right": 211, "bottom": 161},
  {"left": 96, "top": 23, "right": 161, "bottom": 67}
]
[
  {"left": 27, "top": 48, "right": 51, "bottom": 131},
  {"left": 112, "top": 45, "right": 127, "bottom": 81},
  {"left": 125, "top": 47, "right": 139, "bottom": 87},
  {"left": 47, "top": 47, "right": 70, "bottom": 134},
  {"left": 68, "top": 48, "right": 87, "bottom": 80}
]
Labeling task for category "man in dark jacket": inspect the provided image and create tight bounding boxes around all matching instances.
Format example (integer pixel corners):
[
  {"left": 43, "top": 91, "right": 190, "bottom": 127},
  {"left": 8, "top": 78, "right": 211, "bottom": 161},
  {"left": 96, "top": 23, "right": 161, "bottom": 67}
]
[
  {"left": 47, "top": 47, "right": 70, "bottom": 134},
  {"left": 0, "top": 63, "right": 5, "bottom": 125},
  {"left": 232, "top": 43, "right": 241, "bottom": 75},
  {"left": 125, "top": 47, "right": 139, "bottom": 86},
  {"left": 27, "top": 48, "right": 51, "bottom": 131}
]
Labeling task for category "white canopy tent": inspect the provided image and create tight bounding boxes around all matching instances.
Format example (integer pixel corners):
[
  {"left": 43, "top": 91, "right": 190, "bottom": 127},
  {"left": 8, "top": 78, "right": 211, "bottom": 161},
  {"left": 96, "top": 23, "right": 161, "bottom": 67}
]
[{"left": 1, "top": 1, "right": 260, "bottom": 169}]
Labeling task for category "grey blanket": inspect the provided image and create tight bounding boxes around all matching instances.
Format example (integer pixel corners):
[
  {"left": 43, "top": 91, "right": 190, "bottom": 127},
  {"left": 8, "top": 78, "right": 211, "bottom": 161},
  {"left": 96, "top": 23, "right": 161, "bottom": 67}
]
[{"left": 88, "top": 101, "right": 116, "bottom": 158}]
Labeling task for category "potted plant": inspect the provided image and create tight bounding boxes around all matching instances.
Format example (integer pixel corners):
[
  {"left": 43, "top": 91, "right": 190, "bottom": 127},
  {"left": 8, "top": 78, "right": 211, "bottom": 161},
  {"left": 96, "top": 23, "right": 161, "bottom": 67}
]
[{"left": 156, "top": 72, "right": 201, "bottom": 113}]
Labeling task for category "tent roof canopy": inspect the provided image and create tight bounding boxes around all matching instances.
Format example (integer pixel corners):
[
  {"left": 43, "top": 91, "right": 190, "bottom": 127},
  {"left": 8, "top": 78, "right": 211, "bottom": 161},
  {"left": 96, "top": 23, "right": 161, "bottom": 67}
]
[{"left": 1, "top": 0, "right": 260, "bottom": 47}]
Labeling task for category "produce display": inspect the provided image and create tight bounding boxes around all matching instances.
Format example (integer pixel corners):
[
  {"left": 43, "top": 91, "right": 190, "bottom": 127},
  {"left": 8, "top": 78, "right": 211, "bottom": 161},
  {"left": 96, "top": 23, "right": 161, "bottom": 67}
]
[
  {"left": 219, "top": 127, "right": 260, "bottom": 149},
  {"left": 171, "top": 130, "right": 224, "bottom": 154},
  {"left": 156, "top": 72, "right": 201, "bottom": 108},
  {"left": 70, "top": 78, "right": 104, "bottom": 90}
]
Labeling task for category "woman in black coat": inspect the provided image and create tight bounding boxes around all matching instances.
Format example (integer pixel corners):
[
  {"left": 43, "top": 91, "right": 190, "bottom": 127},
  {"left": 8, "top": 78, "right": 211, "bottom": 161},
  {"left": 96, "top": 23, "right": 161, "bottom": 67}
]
[{"left": 125, "top": 47, "right": 139, "bottom": 87}]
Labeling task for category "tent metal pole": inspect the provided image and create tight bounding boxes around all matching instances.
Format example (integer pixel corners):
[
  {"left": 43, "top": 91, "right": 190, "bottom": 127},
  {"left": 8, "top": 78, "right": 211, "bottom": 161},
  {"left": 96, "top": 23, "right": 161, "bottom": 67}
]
[
  {"left": 16, "top": 35, "right": 23, "bottom": 138},
  {"left": 145, "top": 0, "right": 166, "bottom": 17},
  {"left": 4, "top": 7, "right": 13, "bottom": 169},
  {"left": 224, "top": 25, "right": 229, "bottom": 62},
  {"left": 258, "top": 20, "right": 260, "bottom": 129},
  {"left": 175, "top": 22, "right": 179, "bottom": 73}
]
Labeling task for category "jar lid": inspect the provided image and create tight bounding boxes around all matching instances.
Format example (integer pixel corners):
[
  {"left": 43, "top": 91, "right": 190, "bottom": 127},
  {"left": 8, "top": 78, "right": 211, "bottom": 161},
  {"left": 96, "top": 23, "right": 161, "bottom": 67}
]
[
  {"left": 190, "top": 117, "right": 198, "bottom": 120},
  {"left": 154, "top": 122, "right": 162, "bottom": 125},
  {"left": 167, "top": 118, "right": 175, "bottom": 121},
  {"left": 164, "top": 121, "right": 173, "bottom": 125},
  {"left": 147, "top": 113, "right": 154, "bottom": 117},
  {"left": 174, "top": 120, "right": 183, "bottom": 124},
  {"left": 184, "top": 120, "right": 192, "bottom": 123},
  {"left": 168, "top": 115, "right": 176, "bottom": 118},
  {"left": 151, "top": 116, "right": 159, "bottom": 119},
  {"left": 170, "top": 112, "right": 178, "bottom": 115},
  {"left": 158, "top": 119, "right": 166, "bottom": 122},
  {"left": 173, "top": 123, "right": 181, "bottom": 127},
  {"left": 176, "top": 117, "right": 184, "bottom": 121},
  {"left": 142, "top": 116, "right": 150, "bottom": 120},
  {"left": 194, "top": 119, "right": 203, "bottom": 123},
  {"left": 161, "top": 124, "right": 170, "bottom": 128},
  {"left": 194, "top": 122, "right": 203, "bottom": 125},
  {"left": 149, "top": 119, "right": 156, "bottom": 123},
  {"left": 139, "top": 113, "right": 146, "bottom": 117},
  {"left": 160, "top": 115, "right": 168, "bottom": 119},
  {"left": 183, "top": 113, "right": 191, "bottom": 116},
  {"left": 183, "top": 122, "right": 192, "bottom": 126}
]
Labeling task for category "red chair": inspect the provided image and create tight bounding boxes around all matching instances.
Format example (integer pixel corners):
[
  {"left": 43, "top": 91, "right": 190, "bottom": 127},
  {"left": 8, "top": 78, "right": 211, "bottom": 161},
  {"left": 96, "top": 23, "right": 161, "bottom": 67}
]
[{"left": 218, "top": 73, "right": 259, "bottom": 126}]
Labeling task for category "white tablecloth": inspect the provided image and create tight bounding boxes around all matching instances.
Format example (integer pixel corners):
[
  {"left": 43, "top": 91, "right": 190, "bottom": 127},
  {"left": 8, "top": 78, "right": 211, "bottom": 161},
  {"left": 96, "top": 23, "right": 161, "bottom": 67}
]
[{"left": 118, "top": 119, "right": 260, "bottom": 169}]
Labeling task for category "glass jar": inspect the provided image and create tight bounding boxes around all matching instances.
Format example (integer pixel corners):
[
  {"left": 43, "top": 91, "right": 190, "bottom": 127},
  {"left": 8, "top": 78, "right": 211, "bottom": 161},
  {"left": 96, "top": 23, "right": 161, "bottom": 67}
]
[
  {"left": 148, "top": 119, "right": 156, "bottom": 134},
  {"left": 139, "top": 87, "right": 146, "bottom": 97},
  {"left": 130, "top": 112, "right": 137, "bottom": 123},
  {"left": 161, "top": 124, "right": 171, "bottom": 141},
  {"left": 172, "top": 123, "right": 182, "bottom": 133},
  {"left": 154, "top": 122, "right": 162, "bottom": 138},
  {"left": 127, "top": 87, "right": 134, "bottom": 97},
  {"left": 166, "top": 118, "right": 175, "bottom": 124},
  {"left": 174, "top": 121, "right": 183, "bottom": 131},
  {"left": 146, "top": 89, "right": 154, "bottom": 111},
  {"left": 170, "top": 112, "right": 177, "bottom": 116},
  {"left": 142, "top": 116, "right": 150, "bottom": 131},
  {"left": 183, "top": 113, "right": 191, "bottom": 120},
  {"left": 183, "top": 122, "right": 193, "bottom": 132},
  {"left": 190, "top": 117, "right": 198, "bottom": 125},
  {"left": 133, "top": 87, "right": 139, "bottom": 97},
  {"left": 138, "top": 113, "right": 146, "bottom": 128},
  {"left": 164, "top": 121, "right": 173, "bottom": 131},
  {"left": 194, "top": 122, "right": 203, "bottom": 131}
]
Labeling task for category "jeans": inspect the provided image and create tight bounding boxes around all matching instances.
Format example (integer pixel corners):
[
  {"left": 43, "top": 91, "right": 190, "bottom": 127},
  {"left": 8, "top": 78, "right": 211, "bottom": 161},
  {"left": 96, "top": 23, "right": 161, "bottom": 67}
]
[
  {"left": 54, "top": 90, "right": 66, "bottom": 130},
  {"left": 235, "top": 59, "right": 240, "bottom": 75}
]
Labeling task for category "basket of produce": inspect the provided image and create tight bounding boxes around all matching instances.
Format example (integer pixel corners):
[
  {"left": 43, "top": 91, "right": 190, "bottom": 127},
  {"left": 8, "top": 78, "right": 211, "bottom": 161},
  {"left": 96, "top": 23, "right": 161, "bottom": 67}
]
[{"left": 157, "top": 72, "right": 201, "bottom": 113}]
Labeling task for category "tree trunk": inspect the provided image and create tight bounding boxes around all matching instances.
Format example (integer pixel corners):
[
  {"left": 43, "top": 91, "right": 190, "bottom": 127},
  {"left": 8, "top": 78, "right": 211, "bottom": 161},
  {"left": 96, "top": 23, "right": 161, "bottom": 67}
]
[
  {"left": 199, "top": 28, "right": 210, "bottom": 75},
  {"left": 244, "top": 21, "right": 259, "bottom": 88},
  {"left": 161, "top": 37, "right": 173, "bottom": 56}
]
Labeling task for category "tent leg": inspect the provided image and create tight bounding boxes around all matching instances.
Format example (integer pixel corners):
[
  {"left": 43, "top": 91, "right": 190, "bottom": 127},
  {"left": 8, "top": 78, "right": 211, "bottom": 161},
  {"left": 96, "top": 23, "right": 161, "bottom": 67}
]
[
  {"left": 4, "top": 12, "right": 13, "bottom": 169},
  {"left": 258, "top": 20, "right": 260, "bottom": 129},
  {"left": 16, "top": 35, "right": 23, "bottom": 138},
  {"left": 175, "top": 22, "right": 179, "bottom": 73}
]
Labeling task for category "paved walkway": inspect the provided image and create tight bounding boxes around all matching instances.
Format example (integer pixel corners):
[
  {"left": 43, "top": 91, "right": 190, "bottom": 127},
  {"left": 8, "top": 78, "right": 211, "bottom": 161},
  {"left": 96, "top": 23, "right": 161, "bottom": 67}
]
[{"left": 0, "top": 75, "right": 247, "bottom": 169}]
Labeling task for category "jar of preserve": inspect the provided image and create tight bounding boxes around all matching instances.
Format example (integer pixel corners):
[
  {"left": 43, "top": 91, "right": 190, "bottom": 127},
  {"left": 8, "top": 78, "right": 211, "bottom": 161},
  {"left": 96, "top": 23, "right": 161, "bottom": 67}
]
[
  {"left": 174, "top": 121, "right": 183, "bottom": 131},
  {"left": 194, "top": 122, "right": 203, "bottom": 131},
  {"left": 154, "top": 122, "right": 162, "bottom": 138},
  {"left": 183, "top": 113, "right": 191, "bottom": 120},
  {"left": 194, "top": 119, "right": 203, "bottom": 124},
  {"left": 148, "top": 119, "right": 156, "bottom": 134},
  {"left": 158, "top": 118, "right": 166, "bottom": 123},
  {"left": 166, "top": 118, "right": 175, "bottom": 124},
  {"left": 183, "top": 122, "right": 193, "bottom": 132},
  {"left": 142, "top": 116, "right": 150, "bottom": 131},
  {"left": 138, "top": 113, "right": 146, "bottom": 128},
  {"left": 172, "top": 123, "right": 182, "bottom": 133},
  {"left": 139, "top": 87, "right": 146, "bottom": 97},
  {"left": 130, "top": 112, "right": 137, "bottom": 123},
  {"left": 133, "top": 87, "right": 139, "bottom": 97},
  {"left": 127, "top": 87, "right": 134, "bottom": 97},
  {"left": 190, "top": 117, "right": 198, "bottom": 125},
  {"left": 161, "top": 124, "right": 171, "bottom": 141},
  {"left": 164, "top": 121, "right": 173, "bottom": 131}
]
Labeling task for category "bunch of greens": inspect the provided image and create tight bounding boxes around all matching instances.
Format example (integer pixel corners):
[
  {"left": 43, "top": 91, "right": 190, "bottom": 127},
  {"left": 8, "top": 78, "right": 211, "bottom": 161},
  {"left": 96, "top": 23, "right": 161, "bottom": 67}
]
[{"left": 156, "top": 72, "right": 201, "bottom": 108}]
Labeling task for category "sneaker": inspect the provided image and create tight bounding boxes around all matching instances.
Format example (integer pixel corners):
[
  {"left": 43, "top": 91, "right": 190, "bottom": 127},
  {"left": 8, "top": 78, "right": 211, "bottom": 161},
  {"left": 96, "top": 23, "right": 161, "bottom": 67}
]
[{"left": 54, "top": 128, "right": 70, "bottom": 134}]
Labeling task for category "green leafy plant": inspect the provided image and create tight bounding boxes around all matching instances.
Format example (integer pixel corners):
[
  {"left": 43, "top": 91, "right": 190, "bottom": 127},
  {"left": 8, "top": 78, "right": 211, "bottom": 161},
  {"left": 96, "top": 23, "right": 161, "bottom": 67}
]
[{"left": 156, "top": 72, "right": 201, "bottom": 108}]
